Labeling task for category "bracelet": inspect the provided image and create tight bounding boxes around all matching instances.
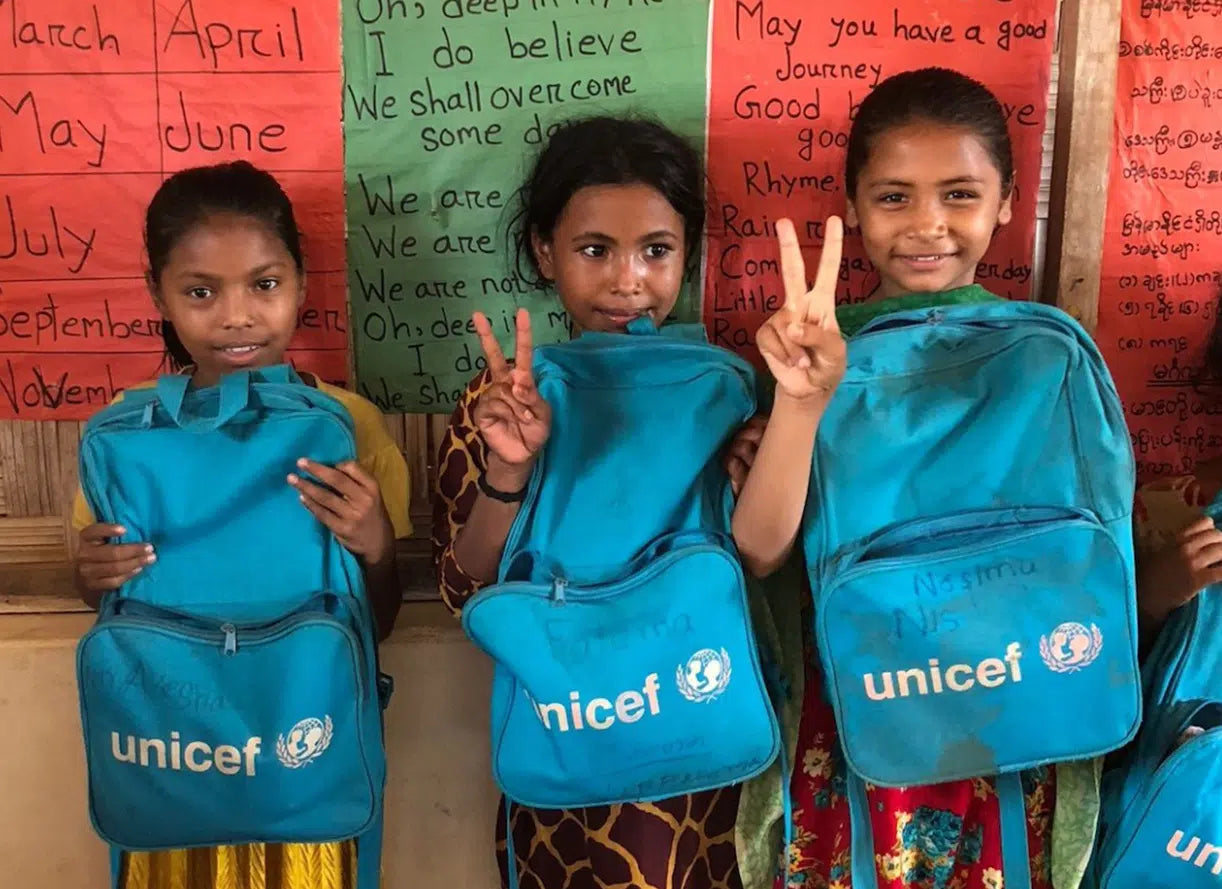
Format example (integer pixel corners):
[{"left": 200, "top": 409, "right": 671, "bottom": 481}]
[{"left": 478, "top": 469, "right": 529, "bottom": 503}]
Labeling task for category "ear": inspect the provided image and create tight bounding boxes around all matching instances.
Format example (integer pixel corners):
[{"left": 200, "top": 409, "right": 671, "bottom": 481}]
[
  {"left": 845, "top": 199, "right": 860, "bottom": 230},
  {"left": 147, "top": 272, "right": 167, "bottom": 315},
  {"left": 997, "top": 185, "right": 1014, "bottom": 227},
  {"left": 531, "top": 229, "right": 555, "bottom": 281}
]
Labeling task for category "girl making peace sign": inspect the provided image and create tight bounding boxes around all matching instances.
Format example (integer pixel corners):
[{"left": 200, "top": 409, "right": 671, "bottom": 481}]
[{"left": 432, "top": 115, "right": 803, "bottom": 889}]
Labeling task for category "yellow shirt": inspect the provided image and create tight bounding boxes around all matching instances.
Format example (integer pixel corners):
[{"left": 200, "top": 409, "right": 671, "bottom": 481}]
[{"left": 72, "top": 379, "right": 413, "bottom": 538}]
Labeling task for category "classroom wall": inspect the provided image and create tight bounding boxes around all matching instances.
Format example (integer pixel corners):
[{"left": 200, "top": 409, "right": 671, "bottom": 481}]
[{"left": 0, "top": 605, "right": 501, "bottom": 889}]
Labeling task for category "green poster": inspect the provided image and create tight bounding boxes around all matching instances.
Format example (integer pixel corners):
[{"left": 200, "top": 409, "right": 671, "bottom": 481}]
[{"left": 343, "top": 0, "right": 709, "bottom": 413}]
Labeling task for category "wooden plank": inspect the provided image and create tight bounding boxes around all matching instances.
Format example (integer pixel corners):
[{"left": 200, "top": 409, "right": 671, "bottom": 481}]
[
  {"left": 1042, "top": 0, "right": 1123, "bottom": 333},
  {"left": 0, "top": 421, "right": 25, "bottom": 517},
  {"left": 0, "top": 517, "right": 68, "bottom": 565}
]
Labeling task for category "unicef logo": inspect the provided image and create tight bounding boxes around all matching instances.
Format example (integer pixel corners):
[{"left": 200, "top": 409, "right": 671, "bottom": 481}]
[
  {"left": 276, "top": 715, "right": 333, "bottom": 768},
  {"left": 1040, "top": 622, "right": 1103, "bottom": 673},
  {"left": 676, "top": 648, "right": 732, "bottom": 703}
]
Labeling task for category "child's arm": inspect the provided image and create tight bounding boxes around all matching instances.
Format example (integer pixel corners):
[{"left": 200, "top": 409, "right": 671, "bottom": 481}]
[
  {"left": 1137, "top": 514, "right": 1222, "bottom": 643},
  {"left": 732, "top": 218, "right": 845, "bottom": 578},
  {"left": 290, "top": 459, "right": 401, "bottom": 641},
  {"left": 449, "top": 309, "right": 551, "bottom": 583}
]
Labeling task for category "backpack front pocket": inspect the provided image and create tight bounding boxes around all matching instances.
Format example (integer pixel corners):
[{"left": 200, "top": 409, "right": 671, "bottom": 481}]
[
  {"left": 77, "top": 592, "right": 383, "bottom": 849},
  {"left": 817, "top": 506, "right": 1140, "bottom": 786}
]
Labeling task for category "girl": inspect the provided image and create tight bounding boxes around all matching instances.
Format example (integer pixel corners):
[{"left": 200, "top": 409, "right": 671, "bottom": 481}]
[
  {"left": 433, "top": 115, "right": 751, "bottom": 889},
  {"left": 736, "top": 68, "right": 1071, "bottom": 889},
  {"left": 72, "top": 161, "right": 413, "bottom": 889}
]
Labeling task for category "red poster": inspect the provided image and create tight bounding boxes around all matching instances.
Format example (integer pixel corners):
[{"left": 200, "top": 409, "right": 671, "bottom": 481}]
[
  {"left": 705, "top": 0, "right": 1057, "bottom": 356},
  {"left": 1097, "top": 1, "right": 1222, "bottom": 482},
  {"left": 0, "top": 0, "right": 345, "bottom": 420}
]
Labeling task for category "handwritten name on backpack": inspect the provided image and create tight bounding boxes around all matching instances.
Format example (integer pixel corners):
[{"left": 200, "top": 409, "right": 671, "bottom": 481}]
[
  {"left": 529, "top": 673, "right": 663, "bottom": 732},
  {"left": 864, "top": 643, "right": 1024, "bottom": 700},
  {"left": 1168, "top": 830, "right": 1222, "bottom": 876}
]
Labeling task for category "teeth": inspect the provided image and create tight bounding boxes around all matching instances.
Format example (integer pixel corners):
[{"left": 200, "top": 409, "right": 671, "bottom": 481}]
[{"left": 224, "top": 346, "right": 259, "bottom": 354}]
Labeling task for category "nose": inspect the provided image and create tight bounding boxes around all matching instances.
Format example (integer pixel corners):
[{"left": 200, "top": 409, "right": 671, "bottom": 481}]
[
  {"left": 610, "top": 253, "right": 647, "bottom": 296},
  {"left": 217, "top": 290, "right": 255, "bottom": 329},
  {"left": 908, "top": 197, "right": 948, "bottom": 241}
]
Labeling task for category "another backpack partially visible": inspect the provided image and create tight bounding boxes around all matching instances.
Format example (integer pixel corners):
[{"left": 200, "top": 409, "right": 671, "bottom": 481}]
[
  {"left": 801, "top": 300, "right": 1141, "bottom": 889},
  {"left": 1088, "top": 494, "right": 1222, "bottom": 889},
  {"left": 462, "top": 319, "right": 781, "bottom": 811},
  {"left": 76, "top": 366, "right": 389, "bottom": 889}
]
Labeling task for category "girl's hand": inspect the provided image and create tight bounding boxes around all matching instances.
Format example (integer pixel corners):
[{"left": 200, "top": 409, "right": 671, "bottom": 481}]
[
  {"left": 74, "top": 523, "right": 155, "bottom": 597},
  {"left": 289, "top": 460, "right": 395, "bottom": 565},
  {"left": 472, "top": 308, "right": 552, "bottom": 488},
  {"left": 724, "top": 415, "right": 768, "bottom": 498},
  {"left": 1138, "top": 514, "right": 1222, "bottom": 625},
  {"left": 756, "top": 217, "right": 847, "bottom": 406}
]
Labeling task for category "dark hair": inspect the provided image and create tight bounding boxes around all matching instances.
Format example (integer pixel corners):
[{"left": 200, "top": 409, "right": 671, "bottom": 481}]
[
  {"left": 845, "top": 67, "right": 1015, "bottom": 199},
  {"left": 144, "top": 161, "right": 303, "bottom": 369},
  {"left": 509, "top": 115, "right": 705, "bottom": 286}
]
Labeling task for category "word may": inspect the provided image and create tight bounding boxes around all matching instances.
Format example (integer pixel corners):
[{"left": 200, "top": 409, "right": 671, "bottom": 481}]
[
  {"left": 111, "top": 731, "right": 261, "bottom": 776},
  {"left": 529, "top": 673, "right": 662, "bottom": 732},
  {"left": 0, "top": 90, "right": 108, "bottom": 168},
  {"left": 863, "top": 643, "right": 1024, "bottom": 700}
]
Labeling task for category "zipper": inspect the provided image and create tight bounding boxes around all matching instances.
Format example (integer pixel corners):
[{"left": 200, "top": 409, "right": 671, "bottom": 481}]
[
  {"left": 827, "top": 512, "right": 1098, "bottom": 587},
  {"left": 92, "top": 597, "right": 368, "bottom": 697},
  {"left": 485, "top": 542, "right": 736, "bottom": 605}
]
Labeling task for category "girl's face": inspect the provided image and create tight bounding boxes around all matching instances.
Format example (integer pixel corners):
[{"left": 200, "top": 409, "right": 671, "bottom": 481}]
[
  {"left": 153, "top": 214, "right": 304, "bottom": 387},
  {"left": 847, "top": 121, "right": 1013, "bottom": 299},
  {"left": 532, "top": 183, "right": 687, "bottom": 333}
]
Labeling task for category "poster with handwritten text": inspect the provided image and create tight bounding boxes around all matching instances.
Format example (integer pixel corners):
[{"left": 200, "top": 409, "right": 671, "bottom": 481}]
[
  {"left": 0, "top": 0, "right": 346, "bottom": 421},
  {"left": 344, "top": 0, "right": 709, "bottom": 413},
  {"left": 705, "top": 0, "right": 1057, "bottom": 354},
  {"left": 1097, "top": 0, "right": 1222, "bottom": 482}
]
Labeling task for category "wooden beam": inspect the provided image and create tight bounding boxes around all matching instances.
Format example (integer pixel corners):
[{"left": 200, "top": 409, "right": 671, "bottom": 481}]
[{"left": 1042, "top": 0, "right": 1123, "bottom": 334}]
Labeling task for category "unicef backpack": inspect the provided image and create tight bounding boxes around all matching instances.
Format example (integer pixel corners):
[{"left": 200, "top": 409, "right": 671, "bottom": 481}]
[
  {"left": 801, "top": 300, "right": 1141, "bottom": 889},
  {"left": 1088, "top": 493, "right": 1222, "bottom": 888},
  {"left": 461, "top": 320, "right": 781, "bottom": 814},
  {"left": 75, "top": 367, "right": 389, "bottom": 889}
]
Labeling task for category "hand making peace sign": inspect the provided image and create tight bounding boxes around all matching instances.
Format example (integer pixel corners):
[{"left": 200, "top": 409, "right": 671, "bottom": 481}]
[
  {"left": 472, "top": 308, "right": 552, "bottom": 473},
  {"left": 756, "top": 217, "right": 847, "bottom": 403}
]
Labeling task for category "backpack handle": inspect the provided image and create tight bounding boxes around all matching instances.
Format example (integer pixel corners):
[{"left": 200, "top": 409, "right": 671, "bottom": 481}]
[{"left": 156, "top": 372, "right": 252, "bottom": 430}]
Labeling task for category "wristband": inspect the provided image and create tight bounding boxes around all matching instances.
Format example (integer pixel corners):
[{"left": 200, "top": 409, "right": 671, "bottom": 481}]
[{"left": 478, "top": 469, "right": 528, "bottom": 503}]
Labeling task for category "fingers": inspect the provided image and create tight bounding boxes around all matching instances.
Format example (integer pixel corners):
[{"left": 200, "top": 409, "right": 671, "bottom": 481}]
[
  {"left": 513, "top": 309, "right": 534, "bottom": 374},
  {"left": 289, "top": 459, "right": 374, "bottom": 521},
  {"left": 473, "top": 312, "right": 510, "bottom": 381},
  {"left": 757, "top": 322, "right": 808, "bottom": 369},
  {"left": 776, "top": 218, "right": 808, "bottom": 313},
  {"left": 807, "top": 216, "right": 843, "bottom": 329},
  {"left": 1180, "top": 515, "right": 1219, "bottom": 542},
  {"left": 79, "top": 523, "right": 128, "bottom": 544},
  {"left": 726, "top": 457, "right": 748, "bottom": 498},
  {"left": 1187, "top": 540, "right": 1222, "bottom": 571},
  {"left": 476, "top": 381, "right": 535, "bottom": 425}
]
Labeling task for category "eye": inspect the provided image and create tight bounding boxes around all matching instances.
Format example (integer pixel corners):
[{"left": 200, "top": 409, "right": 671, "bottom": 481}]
[
  {"left": 877, "top": 193, "right": 906, "bottom": 205},
  {"left": 254, "top": 278, "right": 280, "bottom": 292},
  {"left": 186, "top": 286, "right": 212, "bottom": 300},
  {"left": 579, "top": 245, "right": 607, "bottom": 258},
  {"left": 946, "top": 189, "right": 980, "bottom": 201},
  {"left": 645, "top": 244, "right": 674, "bottom": 259}
]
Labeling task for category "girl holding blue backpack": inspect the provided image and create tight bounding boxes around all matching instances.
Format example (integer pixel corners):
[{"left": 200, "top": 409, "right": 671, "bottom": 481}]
[
  {"left": 433, "top": 115, "right": 775, "bottom": 889},
  {"left": 735, "top": 69, "right": 1127, "bottom": 889},
  {"left": 72, "top": 161, "right": 413, "bottom": 889}
]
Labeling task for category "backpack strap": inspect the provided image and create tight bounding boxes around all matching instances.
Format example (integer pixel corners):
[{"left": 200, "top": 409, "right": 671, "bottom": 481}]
[
  {"left": 505, "top": 798, "right": 520, "bottom": 889},
  {"left": 356, "top": 812, "right": 384, "bottom": 889},
  {"left": 846, "top": 772, "right": 877, "bottom": 887},
  {"left": 997, "top": 772, "right": 1032, "bottom": 889},
  {"left": 109, "top": 846, "right": 122, "bottom": 889},
  {"left": 155, "top": 372, "right": 250, "bottom": 430}
]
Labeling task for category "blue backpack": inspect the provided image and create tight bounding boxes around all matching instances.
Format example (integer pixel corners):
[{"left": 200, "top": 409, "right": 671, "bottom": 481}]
[
  {"left": 462, "top": 320, "right": 781, "bottom": 813},
  {"left": 801, "top": 301, "right": 1141, "bottom": 888},
  {"left": 76, "top": 367, "right": 389, "bottom": 889},
  {"left": 1089, "top": 494, "right": 1222, "bottom": 888}
]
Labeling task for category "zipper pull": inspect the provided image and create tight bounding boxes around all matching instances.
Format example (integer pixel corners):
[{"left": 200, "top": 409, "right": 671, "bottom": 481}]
[
  {"left": 926, "top": 309, "right": 944, "bottom": 325},
  {"left": 221, "top": 623, "right": 237, "bottom": 656},
  {"left": 551, "top": 576, "right": 567, "bottom": 605}
]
